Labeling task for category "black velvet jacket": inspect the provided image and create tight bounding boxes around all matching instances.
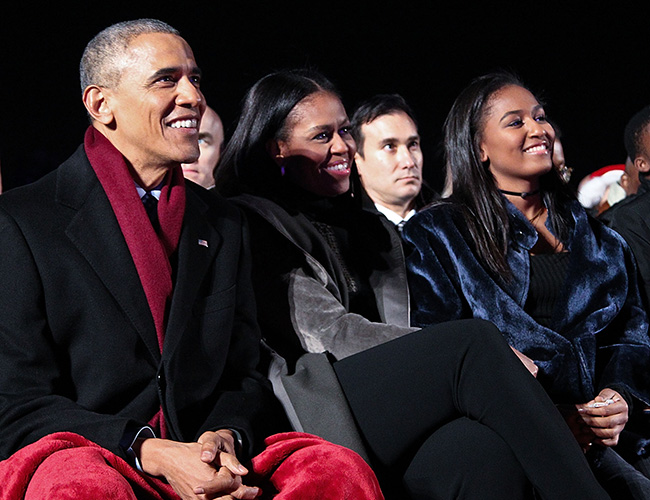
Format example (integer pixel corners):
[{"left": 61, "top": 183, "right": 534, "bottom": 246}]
[{"left": 404, "top": 198, "right": 650, "bottom": 405}]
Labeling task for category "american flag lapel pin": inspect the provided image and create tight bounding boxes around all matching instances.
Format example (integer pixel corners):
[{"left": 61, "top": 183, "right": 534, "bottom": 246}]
[{"left": 198, "top": 239, "right": 209, "bottom": 248}]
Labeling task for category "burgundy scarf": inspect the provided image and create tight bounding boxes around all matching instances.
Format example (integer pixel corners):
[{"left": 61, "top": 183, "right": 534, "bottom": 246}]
[{"left": 84, "top": 126, "right": 186, "bottom": 437}]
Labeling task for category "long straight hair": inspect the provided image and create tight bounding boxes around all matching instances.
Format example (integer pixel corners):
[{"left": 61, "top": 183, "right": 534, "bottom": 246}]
[
  {"left": 215, "top": 69, "right": 339, "bottom": 196},
  {"left": 443, "top": 72, "right": 575, "bottom": 279}
]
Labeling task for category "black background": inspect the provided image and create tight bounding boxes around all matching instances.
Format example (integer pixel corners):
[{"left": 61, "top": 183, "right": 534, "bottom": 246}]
[{"left": 2, "top": 2, "right": 650, "bottom": 193}]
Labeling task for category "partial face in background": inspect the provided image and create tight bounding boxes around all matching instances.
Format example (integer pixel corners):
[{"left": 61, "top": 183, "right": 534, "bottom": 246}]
[
  {"left": 182, "top": 106, "right": 224, "bottom": 188},
  {"left": 99, "top": 33, "right": 206, "bottom": 171},
  {"left": 621, "top": 156, "right": 641, "bottom": 196},
  {"left": 479, "top": 85, "right": 555, "bottom": 190},
  {"left": 355, "top": 111, "right": 422, "bottom": 212},
  {"left": 626, "top": 126, "right": 650, "bottom": 195},
  {"left": 553, "top": 136, "right": 573, "bottom": 182},
  {"left": 275, "top": 91, "right": 356, "bottom": 197},
  {"left": 552, "top": 136, "right": 566, "bottom": 172}
]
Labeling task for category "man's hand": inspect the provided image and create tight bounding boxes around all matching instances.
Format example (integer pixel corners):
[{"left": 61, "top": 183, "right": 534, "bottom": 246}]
[
  {"left": 135, "top": 430, "right": 261, "bottom": 499},
  {"left": 576, "top": 389, "right": 628, "bottom": 447}
]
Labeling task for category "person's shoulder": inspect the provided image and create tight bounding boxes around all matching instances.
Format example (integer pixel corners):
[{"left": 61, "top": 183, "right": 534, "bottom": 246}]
[
  {"left": 411, "top": 200, "right": 462, "bottom": 227},
  {"left": 613, "top": 190, "right": 650, "bottom": 218},
  {"left": 186, "top": 182, "right": 242, "bottom": 216},
  {"left": 228, "top": 192, "right": 285, "bottom": 216},
  {"left": 0, "top": 144, "right": 92, "bottom": 213},
  {"left": 579, "top": 198, "right": 640, "bottom": 254},
  {"left": 226, "top": 193, "right": 298, "bottom": 233},
  {"left": 0, "top": 169, "right": 59, "bottom": 217},
  {"left": 605, "top": 190, "right": 650, "bottom": 233},
  {"left": 403, "top": 200, "right": 464, "bottom": 243}
]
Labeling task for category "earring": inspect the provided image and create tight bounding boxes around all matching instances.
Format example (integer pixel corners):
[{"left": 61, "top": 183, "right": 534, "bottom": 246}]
[
  {"left": 275, "top": 154, "right": 286, "bottom": 176},
  {"left": 559, "top": 164, "right": 573, "bottom": 183}
]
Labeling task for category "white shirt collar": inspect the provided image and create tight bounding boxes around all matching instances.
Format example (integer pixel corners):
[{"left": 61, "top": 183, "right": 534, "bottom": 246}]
[
  {"left": 135, "top": 182, "right": 163, "bottom": 201},
  {"left": 374, "top": 203, "right": 416, "bottom": 226}
]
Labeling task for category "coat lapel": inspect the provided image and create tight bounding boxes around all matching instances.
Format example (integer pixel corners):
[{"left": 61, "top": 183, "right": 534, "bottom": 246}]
[
  {"left": 58, "top": 148, "right": 161, "bottom": 362},
  {"left": 363, "top": 204, "right": 411, "bottom": 327},
  {"left": 163, "top": 189, "right": 222, "bottom": 360}
]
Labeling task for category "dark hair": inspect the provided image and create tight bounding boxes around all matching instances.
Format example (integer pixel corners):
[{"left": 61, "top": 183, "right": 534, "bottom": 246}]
[
  {"left": 215, "top": 69, "right": 339, "bottom": 196},
  {"left": 443, "top": 71, "right": 574, "bottom": 279},
  {"left": 624, "top": 105, "right": 650, "bottom": 165},
  {"left": 350, "top": 94, "right": 418, "bottom": 157}
]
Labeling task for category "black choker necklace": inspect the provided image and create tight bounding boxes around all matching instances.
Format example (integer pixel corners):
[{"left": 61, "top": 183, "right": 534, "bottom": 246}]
[{"left": 499, "top": 189, "right": 540, "bottom": 199}]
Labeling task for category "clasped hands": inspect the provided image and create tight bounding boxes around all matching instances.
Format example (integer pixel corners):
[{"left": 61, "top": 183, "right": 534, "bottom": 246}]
[{"left": 135, "top": 429, "right": 261, "bottom": 499}]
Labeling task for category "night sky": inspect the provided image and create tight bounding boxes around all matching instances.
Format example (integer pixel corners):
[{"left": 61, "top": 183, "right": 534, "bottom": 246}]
[{"left": 2, "top": 3, "right": 649, "bottom": 193}]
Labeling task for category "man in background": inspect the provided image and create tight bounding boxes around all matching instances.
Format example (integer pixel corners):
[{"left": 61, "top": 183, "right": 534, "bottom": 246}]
[
  {"left": 351, "top": 94, "right": 428, "bottom": 231},
  {"left": 181, "top": 105, "right": 223, "bottom": 189},
  {"left": 609, "top": 105, "right": 650, "bottom": 307}
]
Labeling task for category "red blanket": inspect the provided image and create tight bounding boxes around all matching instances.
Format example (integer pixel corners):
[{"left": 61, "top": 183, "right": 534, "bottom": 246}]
[
  {"left": 0, "top": 432, "right": 384, "bottom": 500},
  {"left": 252, "top": 433, "right": 385, "bottom": 499},
  {"left": 0, "top": 432, "right": 177, "bottom": 499}
]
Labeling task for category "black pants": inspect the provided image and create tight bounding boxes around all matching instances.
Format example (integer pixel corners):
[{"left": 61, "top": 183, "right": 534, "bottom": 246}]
[{"left": 333, "top": 319, "right": 609, "bottom": 500}]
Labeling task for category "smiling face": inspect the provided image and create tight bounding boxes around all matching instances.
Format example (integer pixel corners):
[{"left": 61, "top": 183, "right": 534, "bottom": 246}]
[
  {"left": 479, "top": 85, "right": 555, "bottom": 191},
  {"left": 97, "top": 32, "right": 206, "bottom": 181},
  {"left": 355, "top": 111, "right": 422, "bottom": 215},
  {"left": 275, "top": 91, "right": 356, "bottom": 197}
]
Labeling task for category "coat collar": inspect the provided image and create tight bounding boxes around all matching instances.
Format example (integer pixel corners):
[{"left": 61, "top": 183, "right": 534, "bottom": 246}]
[
  {"left": 359, "top": 187, "right": 411, "bottom": 326},
  {"left": 505, "top": 197, "right": 575, "bottom": 252}
]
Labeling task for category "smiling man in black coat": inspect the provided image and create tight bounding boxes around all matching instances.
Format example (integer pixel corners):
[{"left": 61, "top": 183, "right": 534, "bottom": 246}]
[{"left": 0, "top": 19, "right": 383, "bottom": 500}]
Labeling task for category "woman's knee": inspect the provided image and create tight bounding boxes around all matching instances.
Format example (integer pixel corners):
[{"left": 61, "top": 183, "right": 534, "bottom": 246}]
[{"left": 418, "top": 318, "right": 506, "bottom": 352}]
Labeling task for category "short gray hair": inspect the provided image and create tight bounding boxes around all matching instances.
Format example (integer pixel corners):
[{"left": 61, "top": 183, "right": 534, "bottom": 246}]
[{"left": 79, "top": 18, "right": 179, "bottom": 94}]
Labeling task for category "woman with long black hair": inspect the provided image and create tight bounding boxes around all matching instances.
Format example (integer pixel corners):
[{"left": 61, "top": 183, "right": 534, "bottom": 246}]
[
  {"left": 216, "top": 68, "right": 608, "bottom": 499},
  {"left": 404, "top": 71, "right": 650, "bottom": 498}
]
